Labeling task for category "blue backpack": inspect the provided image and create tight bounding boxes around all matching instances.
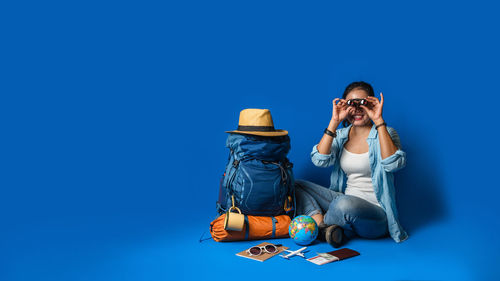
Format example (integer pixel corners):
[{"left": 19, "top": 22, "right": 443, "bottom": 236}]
[{"left": 217, "top": 133, "right": 295, "bottom": 217}]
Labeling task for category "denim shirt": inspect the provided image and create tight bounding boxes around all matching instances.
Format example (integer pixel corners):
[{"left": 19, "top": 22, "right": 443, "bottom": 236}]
[{"left": 311, "top": 124, "right": 408, "bottom": 243}]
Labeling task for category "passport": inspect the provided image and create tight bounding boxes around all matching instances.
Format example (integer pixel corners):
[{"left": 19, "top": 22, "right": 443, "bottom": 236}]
[{"left": 307, "top": 248, "right": 360, "bottom": 265}]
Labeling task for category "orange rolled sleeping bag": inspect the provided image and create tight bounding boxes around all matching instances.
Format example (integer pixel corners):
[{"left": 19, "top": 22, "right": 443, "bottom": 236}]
[{"left": 210, "top": 214, "right": 291, "bottom": 242}]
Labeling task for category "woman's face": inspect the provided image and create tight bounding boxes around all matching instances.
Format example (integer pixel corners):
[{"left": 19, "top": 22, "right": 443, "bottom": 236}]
[{"left": 345, "top": 89, "right": 371, "bottom": 127}]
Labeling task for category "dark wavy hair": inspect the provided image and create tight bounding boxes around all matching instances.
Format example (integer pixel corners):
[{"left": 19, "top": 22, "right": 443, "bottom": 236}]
[{"left": 342, "top": 81, "right": 375, "bottom": 127}]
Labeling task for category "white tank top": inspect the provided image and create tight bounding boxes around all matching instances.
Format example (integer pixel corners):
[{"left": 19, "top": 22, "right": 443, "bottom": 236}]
[{"left": 339, "top": 147, "right": 381, "bottom": 207}]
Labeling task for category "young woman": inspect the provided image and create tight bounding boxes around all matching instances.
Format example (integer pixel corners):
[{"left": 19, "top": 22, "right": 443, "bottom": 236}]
[{"left": 295, "top": 81, "right": 408, "bottom": 247}]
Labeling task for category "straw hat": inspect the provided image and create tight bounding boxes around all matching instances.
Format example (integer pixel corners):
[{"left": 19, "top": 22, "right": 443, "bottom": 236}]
[{"left": 225, "top": 108, "right": 288, "bottom": 137}]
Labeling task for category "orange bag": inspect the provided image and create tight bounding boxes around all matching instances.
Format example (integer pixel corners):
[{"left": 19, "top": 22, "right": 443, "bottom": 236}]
[{"left": 210, "top": 214, "right": 291, "bottom": 242}]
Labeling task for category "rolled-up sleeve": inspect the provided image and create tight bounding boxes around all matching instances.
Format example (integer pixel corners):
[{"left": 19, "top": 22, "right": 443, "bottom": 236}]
[
  {"left": 381, "top": 149, "right": 406, "bottom": 172},
  {"left": 381, "top": 127, "right": 407, "bottom": 172},
  {"left": 311, "top": 144, "right": 336, "bottom": 168}
]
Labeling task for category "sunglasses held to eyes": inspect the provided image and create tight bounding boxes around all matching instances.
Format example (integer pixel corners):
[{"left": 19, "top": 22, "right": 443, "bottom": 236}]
[
  {"left": 246, "top": 244, "right": 282, "bottom": 256},
  {"left": 346, "top": 99, "right": 368, "bottom": 107}
]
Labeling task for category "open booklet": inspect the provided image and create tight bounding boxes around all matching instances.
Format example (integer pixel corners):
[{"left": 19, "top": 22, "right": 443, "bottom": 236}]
[{"left": 236, "top": 242, "right": 289, "bottom": 262}]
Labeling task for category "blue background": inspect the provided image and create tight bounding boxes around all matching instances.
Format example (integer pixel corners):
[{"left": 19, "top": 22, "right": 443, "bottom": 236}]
[{"left": 2, "top": 1, "right": 499, "bottom": 280}]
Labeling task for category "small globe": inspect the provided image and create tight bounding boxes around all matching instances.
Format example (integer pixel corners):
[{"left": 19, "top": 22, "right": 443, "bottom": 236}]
[{"left": 289, "top": 215, "right": 318, "bottom": 246}]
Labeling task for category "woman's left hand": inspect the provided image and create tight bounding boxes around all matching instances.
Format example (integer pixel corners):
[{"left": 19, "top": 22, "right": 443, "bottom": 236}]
[{"left": 360, "top": 92, "right": 385, "bottom": 124}]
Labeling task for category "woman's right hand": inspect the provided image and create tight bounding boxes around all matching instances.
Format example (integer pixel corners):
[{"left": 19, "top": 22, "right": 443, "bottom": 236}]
[{"left": 331, "top": 98, "right": 350, "bottom": 123}]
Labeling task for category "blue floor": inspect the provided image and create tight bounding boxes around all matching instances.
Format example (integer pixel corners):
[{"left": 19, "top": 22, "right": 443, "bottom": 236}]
[
  {"left": 177, "top": 217, "right": 498, "bottom": 281},
  {"left": 4, "top": 213, "right": 498, "bottom": 281}
]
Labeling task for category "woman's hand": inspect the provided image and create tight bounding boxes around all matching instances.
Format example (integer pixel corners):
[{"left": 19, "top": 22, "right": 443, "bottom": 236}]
[
  {"left": 360, "top": 92, "right": 385, "bottom": 125},
  {"left": 331, "top": 98, "right": 350, "bottom": 123},
  {"left": 319, "top": 98, "right": 349, "bottom": 154}
]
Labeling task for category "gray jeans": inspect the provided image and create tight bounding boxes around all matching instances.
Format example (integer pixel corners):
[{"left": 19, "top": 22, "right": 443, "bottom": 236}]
[{"left": 295, "top": 179, "right": 389, "bottom": 239}]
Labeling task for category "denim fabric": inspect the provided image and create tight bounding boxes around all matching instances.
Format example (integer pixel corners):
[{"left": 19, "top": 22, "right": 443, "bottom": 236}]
[
  {"left": 295, "top": 179, "right": 388, "bottom": 239},
  {"left": 309, "top": 124, "right": 408, "bottom": 243}
]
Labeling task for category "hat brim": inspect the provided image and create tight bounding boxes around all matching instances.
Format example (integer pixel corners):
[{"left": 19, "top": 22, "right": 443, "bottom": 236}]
[{"left": 225, "top": 130, "right": 288, "bottom": 137}]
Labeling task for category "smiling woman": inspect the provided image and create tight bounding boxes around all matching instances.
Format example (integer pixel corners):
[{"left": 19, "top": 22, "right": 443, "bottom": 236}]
[
  {"left": 294, "top": 81, "right": 408, "bottom": 248},
  {"left": 340, "top": 81, "right": 375, "bottom": 128}
]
